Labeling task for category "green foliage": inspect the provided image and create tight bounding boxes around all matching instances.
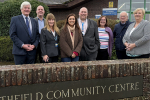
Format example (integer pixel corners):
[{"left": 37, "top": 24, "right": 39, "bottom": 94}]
[
  {"left": 56, "top": 20, "right": 65, "bottom": 29},
  {"left": 0, "top": 0, "right": 49, "bottom": 36},
  {"left": 0, "top": 36, "right": 13, "bottom": 61}
]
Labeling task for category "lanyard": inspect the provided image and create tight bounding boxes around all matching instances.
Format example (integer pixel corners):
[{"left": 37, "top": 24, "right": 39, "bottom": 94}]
[{"left": 54, "top": 36, "right": 57, "bottom": 41}]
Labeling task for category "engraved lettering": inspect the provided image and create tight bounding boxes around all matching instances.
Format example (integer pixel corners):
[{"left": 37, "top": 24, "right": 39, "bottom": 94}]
[
  {"left": 71, "top": 88, "right": 79, "bottom": 97},
  {"left": 80, "top": 88, "right": 85, "bottom": 96},
  {"left": 86, "top": 87, "right": 91, "bottom": 95},
  {"left": 62, "top": 89, "right": 69, "bottom": 98},
  {"left": 95, "top": 86, "right": 100, "bottom": 94},
  {"left": 109, "top": 85, "right": 114, "bottom": 93},
  {"left": 115, "top": 84, "right": 120, "bottom": 92},
  {"left": 101, "top": 86, "right": 106, "bottom": 94},
  {"left": 36, "top": 92, "right": 43, "bottom": 100},
  {"left": 54, "top": 90, "right": 61, "bottom": 99},
  {"left": 46, "top": 91, "right": 53, "bottom": 100},
  {"left": 15, "top": 95, "right": 20, "bottom": 100}
]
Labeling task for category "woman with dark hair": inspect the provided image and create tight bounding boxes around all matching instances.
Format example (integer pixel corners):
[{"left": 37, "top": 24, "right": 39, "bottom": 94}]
[
  {"left": 60, "top": 13, "right": 83, "bottom": 62},
  {"left": 96, "top": 16, "right": 113, "bottom": 60},
  {"left": 40, "top": 13, "right": 60, "bottom": 63}
]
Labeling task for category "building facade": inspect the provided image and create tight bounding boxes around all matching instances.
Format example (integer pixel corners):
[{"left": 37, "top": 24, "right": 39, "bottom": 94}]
[{"left": 48, "top": 0, "right": 118, "bottom": 20}]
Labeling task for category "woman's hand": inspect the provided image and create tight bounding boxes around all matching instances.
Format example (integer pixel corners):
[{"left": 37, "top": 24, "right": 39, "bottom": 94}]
[
  {"left": 72, "top": 53, "right": 76, "bottom": 58},
  {"left": 43, "top": 55, "right": 49, "bottom": 62},
  {"left": 127, "top": 43, "right": 136, "bottom": 51}
]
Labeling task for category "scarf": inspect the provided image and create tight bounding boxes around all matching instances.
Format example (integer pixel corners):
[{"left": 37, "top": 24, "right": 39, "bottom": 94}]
[{"left": 67, "top": 25, "right": 75, "bottom": 49}]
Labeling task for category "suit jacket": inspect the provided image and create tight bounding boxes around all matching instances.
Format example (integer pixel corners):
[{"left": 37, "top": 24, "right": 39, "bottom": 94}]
[
  {"left": 60, "top": 27, "right": 83, "bottom": 58},
  {"left": 123, "top": 20, "right": 150, "bottom": 55},
  {"left": 40, "top": 28, "right": 59, "bottom": 57},
  {"left": 80, "top": 19, "right": 100, "bottom": 55},
  {"left": 113, "top": 20, "right": 132, "bottom": 51},
  {"left": 9, "top": 15, "right": 39, "bottom": 55}
]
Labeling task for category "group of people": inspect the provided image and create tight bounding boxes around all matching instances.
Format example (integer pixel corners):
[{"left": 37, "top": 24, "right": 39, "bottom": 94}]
[{"left": 9, "top": 1, "right": 150, "bottom": 65}]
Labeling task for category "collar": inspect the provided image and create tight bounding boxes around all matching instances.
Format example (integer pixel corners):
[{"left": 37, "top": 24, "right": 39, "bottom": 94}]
[
  {"left": 22, "top": 14, "right": 30, "bottom": 19},
  {"left": 78, "top": 18, "right": 87, "bottom": 23},
  {"left": 37, "top": 17, "right": 44, "bottom": 21}
]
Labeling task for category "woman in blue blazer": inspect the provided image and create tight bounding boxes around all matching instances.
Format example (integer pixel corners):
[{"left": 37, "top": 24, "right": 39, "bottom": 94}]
[{"left": 40, "top": 13, "right": 60, "bottom": 63}]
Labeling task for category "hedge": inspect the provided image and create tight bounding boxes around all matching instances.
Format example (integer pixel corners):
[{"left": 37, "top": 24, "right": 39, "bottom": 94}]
[
  {"left": 0, "top": 18, "right": 119, "bottom": 62},
  {"left": 0, "top": 0, "right": 49, "bottom": 36},
  {"left": 0, "top": 36, "right": 13, "bottom": 61}
]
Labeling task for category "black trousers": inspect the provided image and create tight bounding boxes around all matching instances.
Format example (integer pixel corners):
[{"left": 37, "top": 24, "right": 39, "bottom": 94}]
[
  {"left": 96, "top": 49, "right": 108, "bottom": 60},
  {"left": 14, "top": 54, "right": 36, "bottom": 65},
  {"left": 79, "top": 48, "right": 97, "bottom": 61},
  {"left": 43, "top": 56, "right": 58, "bottom": 63},
  {"left": 35, "top": 43, "right": 43, "bottom": 63},
  {"left": 116, "top": 50, "right": 128, "bottom": 59}
]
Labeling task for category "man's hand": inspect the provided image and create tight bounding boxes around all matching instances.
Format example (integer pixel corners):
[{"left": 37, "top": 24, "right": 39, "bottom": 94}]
[{"left": 22, "top": 44, "right": 35, "bottom": 51}]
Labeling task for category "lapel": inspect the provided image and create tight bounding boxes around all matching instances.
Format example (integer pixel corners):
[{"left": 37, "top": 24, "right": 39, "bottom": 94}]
[
  {"left": 18, "top": 15, "right": 31, "bottom": 38},
  {"left": 85, "top": 19, "right": 90, "bottom": 36},
  {"left": 30, "top": 17, "right": 34, "bottom": 36},
  {"left": 129, "top": 20, "right": 144, "bottom": 38},
  {"left": 44, "top": 18, "right": 46, "bottom": 26},
  {"left": 126, "top": 23, "right": 135, "bottom": 38}
]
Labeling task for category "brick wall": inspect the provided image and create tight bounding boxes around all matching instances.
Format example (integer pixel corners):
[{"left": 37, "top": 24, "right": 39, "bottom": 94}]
[
  {"left": 50, "top": 0, "right": 118, "bottom": 21},
  {"left": 1, "top": 59, "right": 150, "bottom": 99}
]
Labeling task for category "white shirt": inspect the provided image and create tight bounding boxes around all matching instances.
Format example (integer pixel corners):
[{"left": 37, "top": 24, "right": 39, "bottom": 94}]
[
  {"left": 22, "top": 14, "right": 32, "bottom": 33},
  {"left": 129, "top": 28, "right": 135, "bottom": 36},
  {"left": 78, "top": 18, "right": 88, "bottom": 36},
  {"left": 51, "top": 30, "right": 55, "bottom": 37}
]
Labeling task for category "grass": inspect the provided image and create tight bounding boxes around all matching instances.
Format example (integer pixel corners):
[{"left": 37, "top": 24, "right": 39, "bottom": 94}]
[{"left": 0, "top": 61, "right": 15, "bottom": 65}]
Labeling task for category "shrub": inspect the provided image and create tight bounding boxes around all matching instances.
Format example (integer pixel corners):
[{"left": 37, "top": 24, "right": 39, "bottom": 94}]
[
  {"left": 0, "top": 0, "right": 49, "bottom": 36},
  {"left": 56, "top": 20, "right": 65, "bottom": 29},
  {"left": 0, "top": 36, "right": 13, "bottom": 61}
]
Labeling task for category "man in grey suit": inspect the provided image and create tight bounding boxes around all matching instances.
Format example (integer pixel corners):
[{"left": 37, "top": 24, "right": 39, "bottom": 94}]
[
  {"left": 9, "top": 1, "right": 39, "bottom": 65},
  {"left": 34, "top": 5, "right": 46, "bottom": 63},
  {"left": 78, "top": 7, "right": 99, "bottom": 61}
]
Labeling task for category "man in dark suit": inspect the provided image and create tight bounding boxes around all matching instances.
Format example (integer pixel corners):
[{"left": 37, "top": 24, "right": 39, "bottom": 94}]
[
  {"left": 113, "top": 11, "right": 132, "bottom": 59},
  {"left": 34, "top": 5, "right": 46, "bottom": 63},
  {"left": 78, "top": 7, "right": 99, "bottom": 61},
  {"left": 9, "top": 1, "right": 39, "bottom": 65}
]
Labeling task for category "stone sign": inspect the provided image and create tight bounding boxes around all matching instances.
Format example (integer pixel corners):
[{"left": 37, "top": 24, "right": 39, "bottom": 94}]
[{"left": 0, "top": 75, "right": 143, "bottom": 100}]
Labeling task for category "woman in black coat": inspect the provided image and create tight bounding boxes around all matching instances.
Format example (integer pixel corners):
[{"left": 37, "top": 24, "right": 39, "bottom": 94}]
[{"left": 40, "top": 13, "right": 60, "bottom": 63}]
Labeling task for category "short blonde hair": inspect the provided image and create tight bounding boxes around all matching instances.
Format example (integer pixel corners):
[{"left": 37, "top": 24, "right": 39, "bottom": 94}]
[{"left": 133, "top": 8, "right": 145, "bottom": 15}]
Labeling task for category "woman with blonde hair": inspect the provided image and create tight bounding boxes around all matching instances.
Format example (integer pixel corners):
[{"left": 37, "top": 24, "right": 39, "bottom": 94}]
[
  {"left": 123, "top": 8, "right": 150, "bottom": 59},
  {"left": 40, "top": 13, "right": 60, "bottom": 63}
]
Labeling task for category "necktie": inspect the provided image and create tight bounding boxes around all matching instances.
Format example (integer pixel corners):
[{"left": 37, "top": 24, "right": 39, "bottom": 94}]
[
  {"left": 25, "top": 17, "right": 32, "bottom": 38},
  {"left": 82, "top": 22, "right": 84, "bottom": 35}
]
